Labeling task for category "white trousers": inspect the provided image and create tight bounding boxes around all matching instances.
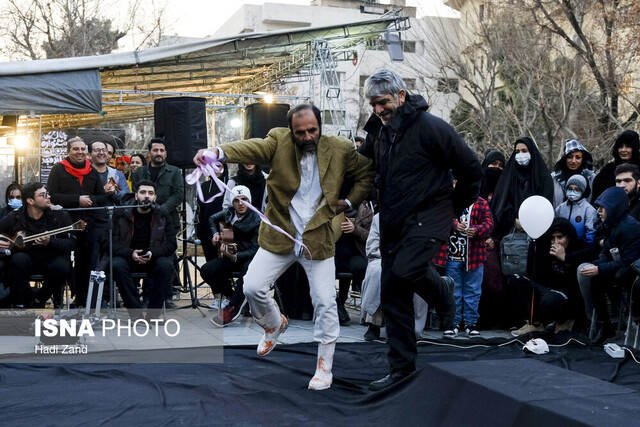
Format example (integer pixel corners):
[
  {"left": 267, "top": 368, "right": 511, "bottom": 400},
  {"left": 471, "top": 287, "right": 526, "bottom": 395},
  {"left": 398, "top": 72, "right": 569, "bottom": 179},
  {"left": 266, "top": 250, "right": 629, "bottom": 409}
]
[{"left": 243, "top": 248, "right": 340, "bottom": 344}]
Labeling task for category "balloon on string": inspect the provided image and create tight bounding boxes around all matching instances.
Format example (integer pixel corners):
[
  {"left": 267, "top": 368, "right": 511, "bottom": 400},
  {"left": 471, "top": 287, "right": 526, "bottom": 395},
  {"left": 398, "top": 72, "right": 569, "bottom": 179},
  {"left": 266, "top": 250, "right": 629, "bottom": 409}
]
[{"left": 518, "top": 196, "right": 554, "bottom": 239}]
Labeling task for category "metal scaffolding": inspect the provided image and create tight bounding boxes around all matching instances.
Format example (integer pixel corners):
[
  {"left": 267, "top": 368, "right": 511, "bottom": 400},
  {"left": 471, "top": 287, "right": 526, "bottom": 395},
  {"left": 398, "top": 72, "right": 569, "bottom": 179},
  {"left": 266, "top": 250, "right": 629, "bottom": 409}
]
[{"left": 309, "top": 39, "right": 353, "bottom": 140}]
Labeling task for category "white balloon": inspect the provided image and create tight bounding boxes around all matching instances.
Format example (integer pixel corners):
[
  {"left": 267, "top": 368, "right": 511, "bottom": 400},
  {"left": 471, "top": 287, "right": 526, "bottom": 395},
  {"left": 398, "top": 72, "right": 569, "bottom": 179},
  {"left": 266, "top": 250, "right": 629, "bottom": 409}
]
[{"left": 518, "top": 196, "right": 554, "bottom": 239}]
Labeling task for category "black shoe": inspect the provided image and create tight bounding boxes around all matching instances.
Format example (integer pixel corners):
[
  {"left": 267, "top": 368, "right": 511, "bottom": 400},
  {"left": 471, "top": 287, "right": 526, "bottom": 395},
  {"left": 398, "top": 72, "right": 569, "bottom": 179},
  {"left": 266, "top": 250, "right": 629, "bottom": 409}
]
[
  {"left": 592, "top": 321, "right": 615, "bottom": 345},
  {"left": 369, "top": 371, "right": 412, "bottom": 391},
  {"left": 164, "top": 300, "right": 177, "bottom": 310},
  {"left": 337, "top": 302, "right": 350, "bottom": 325},
  {"left": 364, "top": 325, "right": 380, "bottom": 341},
  {"left": 437, "top": 276, "right": 456, "bottom": 331}
]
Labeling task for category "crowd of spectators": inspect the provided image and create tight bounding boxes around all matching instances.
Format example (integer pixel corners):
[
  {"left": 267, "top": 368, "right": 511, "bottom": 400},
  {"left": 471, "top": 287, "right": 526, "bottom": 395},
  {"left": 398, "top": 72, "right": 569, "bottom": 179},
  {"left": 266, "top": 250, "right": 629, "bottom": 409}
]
[{"left": 0, "top": 123, "right": 640, "bottom": 347}]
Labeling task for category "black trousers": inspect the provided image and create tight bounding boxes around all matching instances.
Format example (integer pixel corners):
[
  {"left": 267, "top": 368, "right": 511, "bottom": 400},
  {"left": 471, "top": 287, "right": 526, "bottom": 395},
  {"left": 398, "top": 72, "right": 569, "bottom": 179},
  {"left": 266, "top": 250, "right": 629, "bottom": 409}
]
[
  {"left": 335, "top": 241, "right": 367, "bottom": 303},
  {"left": 592, "top": 267, "right": 636, "bottom": 323},
  {"left": 508, "top": 276, "right": 572, "bottom": 325},
  {"left": 8, "top": 251, "right": 71, "bottom": 306},
  {"left": 73, "top": 228, "right": 101, "bottom": 305},
  {"left": 381, "top": 235, "right": 447, "bottom": 373},
  {"left": 200, "top": 257, "right": 251, "bottom": 308},
  {"left": 112, "top": 256, "right": 172, "bottom": 312}
]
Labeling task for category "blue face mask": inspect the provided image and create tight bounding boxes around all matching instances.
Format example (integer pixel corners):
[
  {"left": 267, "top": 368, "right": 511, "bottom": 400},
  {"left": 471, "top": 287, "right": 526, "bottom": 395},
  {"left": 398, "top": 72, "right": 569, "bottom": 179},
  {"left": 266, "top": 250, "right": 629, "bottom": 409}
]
[
  {"left": 566, "top": 190, "right": 582, "bottom": 202},
  {"left": 8, "top": 199, "right": 22, "bottom": 210}
]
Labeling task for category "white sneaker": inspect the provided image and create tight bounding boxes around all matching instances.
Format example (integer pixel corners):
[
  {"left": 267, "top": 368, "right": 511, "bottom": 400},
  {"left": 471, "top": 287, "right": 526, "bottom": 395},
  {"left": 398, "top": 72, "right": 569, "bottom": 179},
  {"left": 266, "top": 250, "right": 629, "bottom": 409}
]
[
  {"left": 443, "top": 324, "right": 459, "bottom": 338},
  {"left": 220, "top": 298, "right": 230, "bottom": 309},
  {"left": 208, "top": 299, "right": 220, "bottom": 309}
]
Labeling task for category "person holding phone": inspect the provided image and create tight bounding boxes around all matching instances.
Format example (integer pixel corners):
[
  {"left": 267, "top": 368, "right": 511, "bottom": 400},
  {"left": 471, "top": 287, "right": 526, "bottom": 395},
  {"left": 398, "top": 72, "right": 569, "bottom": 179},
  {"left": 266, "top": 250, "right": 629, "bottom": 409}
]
[{"left": 110, "top": 180, "right": 177, "bottom": 321}]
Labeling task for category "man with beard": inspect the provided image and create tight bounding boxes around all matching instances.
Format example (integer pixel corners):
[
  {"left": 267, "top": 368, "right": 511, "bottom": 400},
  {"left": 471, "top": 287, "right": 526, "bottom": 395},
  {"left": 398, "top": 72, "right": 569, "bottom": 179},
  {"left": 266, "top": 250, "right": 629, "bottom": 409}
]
[
  {"left": 132, "top": 138, "right": 184, "bottom": 307},
  {"left": 194, "top": 103, "right": 374, "bottom": 390},
  {"left": 110, "top": 180, "right": 176, "bottom": 321},
  {"left": 359, "top": 69, "right": 482, "bottom": 391},
  {"left": 47, "top": 136, "right": 106, "bottom": 307},
  {"left": 614, "top": 164, "right": 640, "bottom": 221},
  {"left": 0, "top": 182, "right": 74, "bottom": 308},
  {"left": 132, "top": 138, "right": 184, "bottom": 228}
]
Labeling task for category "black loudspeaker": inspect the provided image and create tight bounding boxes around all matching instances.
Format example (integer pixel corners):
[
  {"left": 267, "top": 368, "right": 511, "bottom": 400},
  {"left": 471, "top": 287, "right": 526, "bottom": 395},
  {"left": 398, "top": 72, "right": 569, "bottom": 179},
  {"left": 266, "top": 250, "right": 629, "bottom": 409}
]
[
  {"left": 154, "top": 97, "right": 207, "bottom": 168},
  {"left": 244, "top": 103, "right": 290, "bottom": 139}
]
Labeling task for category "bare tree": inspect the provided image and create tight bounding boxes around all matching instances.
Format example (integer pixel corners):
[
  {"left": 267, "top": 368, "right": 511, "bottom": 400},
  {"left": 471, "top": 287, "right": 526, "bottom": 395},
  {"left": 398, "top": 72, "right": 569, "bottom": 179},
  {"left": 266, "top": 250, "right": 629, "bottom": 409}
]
[
  {"left": 406, "top": 1, "right": 640, "bottom": 167},
  {"left": 0, "top": 0, "right": 170, "bottom": 60}
]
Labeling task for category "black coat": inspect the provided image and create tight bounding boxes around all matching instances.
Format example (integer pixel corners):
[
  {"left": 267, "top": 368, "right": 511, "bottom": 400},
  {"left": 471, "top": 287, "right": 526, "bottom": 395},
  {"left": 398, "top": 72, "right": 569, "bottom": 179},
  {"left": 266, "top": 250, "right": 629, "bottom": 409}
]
[
  {"left": 111, "top": 206, "right": 177, "bottom": 260},
  {"left": 208, "top": 207, "right": 260, "bottom": 263},
  {"left": 359, "top": 94, "right": 482, "bottom": 254},
  {"left": 0, "top": 207, "right": 75, "bottom": 255},
  {"left": 47, "top": 159, "right": 107, "bottom": 226},
  {"left": 593, "top": 187, "right": 640, "bottom": 276}
]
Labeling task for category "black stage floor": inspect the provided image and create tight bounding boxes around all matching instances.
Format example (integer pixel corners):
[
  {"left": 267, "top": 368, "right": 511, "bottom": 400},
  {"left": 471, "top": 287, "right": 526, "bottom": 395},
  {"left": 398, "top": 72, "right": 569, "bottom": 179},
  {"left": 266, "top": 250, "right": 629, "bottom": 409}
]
[{"left": 1, "top": 340, "right": 639, "bottom": 426}]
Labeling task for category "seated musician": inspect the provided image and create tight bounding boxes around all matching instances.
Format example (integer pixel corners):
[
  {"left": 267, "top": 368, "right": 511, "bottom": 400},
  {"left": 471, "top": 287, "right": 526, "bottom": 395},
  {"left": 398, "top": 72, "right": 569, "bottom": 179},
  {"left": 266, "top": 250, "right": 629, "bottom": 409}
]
[
  {"left": 201, "top": 185, "right": 260, "bottom": 326},
  {"left": 110, "top": 180, "right": 176, "bottom": 321},
  {"left": 0, "top": 182, "right": 75, "bottom": 308}
]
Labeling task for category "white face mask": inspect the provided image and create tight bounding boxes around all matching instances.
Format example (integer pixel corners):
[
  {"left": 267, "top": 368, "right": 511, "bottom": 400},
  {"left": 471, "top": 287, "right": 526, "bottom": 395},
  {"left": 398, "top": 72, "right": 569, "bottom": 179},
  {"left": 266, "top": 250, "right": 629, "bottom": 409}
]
[
  {"left": 515, "top": 152, "right": 531, "bottom": 166},
  {"left": 566, "top": 189, "right": 582, "bottom": 202}
]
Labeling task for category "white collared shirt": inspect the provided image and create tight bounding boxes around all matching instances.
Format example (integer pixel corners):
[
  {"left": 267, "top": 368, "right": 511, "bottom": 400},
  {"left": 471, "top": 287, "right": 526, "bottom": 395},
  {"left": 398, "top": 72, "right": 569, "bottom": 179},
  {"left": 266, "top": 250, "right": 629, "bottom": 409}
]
[{"left": 289, "top": 151, "right": 323, "bottom": 255}]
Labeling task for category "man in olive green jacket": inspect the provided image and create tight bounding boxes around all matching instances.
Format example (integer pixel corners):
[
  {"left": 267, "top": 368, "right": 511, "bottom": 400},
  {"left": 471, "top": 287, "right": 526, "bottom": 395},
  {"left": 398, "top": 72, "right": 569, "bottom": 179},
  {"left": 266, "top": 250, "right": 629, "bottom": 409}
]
[{"left": 195, "top": 104, "right": 373, "bottom": 390}]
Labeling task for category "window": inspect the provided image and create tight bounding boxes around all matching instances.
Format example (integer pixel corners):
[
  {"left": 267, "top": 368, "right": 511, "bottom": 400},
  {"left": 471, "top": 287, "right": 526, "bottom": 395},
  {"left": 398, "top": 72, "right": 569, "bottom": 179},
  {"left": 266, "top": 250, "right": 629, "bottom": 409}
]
[
  {"left": 405, "top": 78, "right": 416, "bottom": 91},
  {"left": 403, "top": 41, "right": 416, "bottom": 53},
  {"left": 323, "top": 110, "right": 346, "bottom": 126},
  {"left": 437, "top": 78, "right": 459, "bottom": 93}
]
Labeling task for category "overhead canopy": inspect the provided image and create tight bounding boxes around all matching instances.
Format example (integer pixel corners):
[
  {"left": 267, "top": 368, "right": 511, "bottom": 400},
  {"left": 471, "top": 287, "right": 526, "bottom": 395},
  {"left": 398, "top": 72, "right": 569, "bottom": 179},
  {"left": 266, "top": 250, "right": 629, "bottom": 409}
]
[
  {"left": 0, "top": 69, "right": 102, "bottom": 116},
  {"left": 0, "top": 15, "right": 408, "bottom": 131}
]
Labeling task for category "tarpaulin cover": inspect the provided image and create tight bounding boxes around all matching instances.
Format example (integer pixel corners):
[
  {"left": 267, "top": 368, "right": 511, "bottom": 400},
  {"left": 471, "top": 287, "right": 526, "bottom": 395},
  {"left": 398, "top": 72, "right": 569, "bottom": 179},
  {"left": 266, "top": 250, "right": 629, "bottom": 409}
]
[
  {"left": 1, "top": 341, "right": 640, "bottom": 425},
  {"left": 0, "top": 69, "right": 102, "bottom": 115}
]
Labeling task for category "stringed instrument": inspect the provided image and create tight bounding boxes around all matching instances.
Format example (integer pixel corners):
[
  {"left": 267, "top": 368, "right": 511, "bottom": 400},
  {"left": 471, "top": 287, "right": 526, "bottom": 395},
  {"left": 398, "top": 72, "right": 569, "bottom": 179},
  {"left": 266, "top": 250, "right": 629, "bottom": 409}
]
[
  {"left": 0, "top": 220, "right": 86, "bottom": 250},
  {"left": 217, "top": 220, "right": 237, "bottom": 258}
]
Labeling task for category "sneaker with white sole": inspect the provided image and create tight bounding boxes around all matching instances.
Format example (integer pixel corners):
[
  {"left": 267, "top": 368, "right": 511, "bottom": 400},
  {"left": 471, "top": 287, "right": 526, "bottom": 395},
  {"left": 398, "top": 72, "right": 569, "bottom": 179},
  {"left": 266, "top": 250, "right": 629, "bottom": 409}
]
[
  {"left": 443, "top": 324, "right": 459, "bottom": 338},
  {"left": 511, "top": 321, "right": 544, "bottom": 337},
  {"left": 465, "top": 324, "right": 480, "bottom": 336}
]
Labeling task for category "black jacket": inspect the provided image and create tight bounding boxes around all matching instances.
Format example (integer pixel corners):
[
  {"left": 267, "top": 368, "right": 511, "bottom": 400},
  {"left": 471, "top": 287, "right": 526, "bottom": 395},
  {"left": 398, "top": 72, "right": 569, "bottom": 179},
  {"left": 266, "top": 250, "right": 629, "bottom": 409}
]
[
  {"left": 629, "top": 194, "right": 640, "bottom": 222},
  {"left": 47, "top": 159, "right": 107, "bottom": 226},
  {"left": 592, "top": 130, "right": 640, "bottom": 201},
  {"left": 111, "top": 205, "right": 177, "bottom": 260},
  {"left": 593, "top": 187, "right": 640, "bottom": 276},
  {"left": 208, "top": 207, "right": 260, "bottom": 263},
  {"left": 0, "top": 207, "right": 75, "bottom": 255},
  {"left": 359, "top": 94, "right": 482, "bottom": 254}
]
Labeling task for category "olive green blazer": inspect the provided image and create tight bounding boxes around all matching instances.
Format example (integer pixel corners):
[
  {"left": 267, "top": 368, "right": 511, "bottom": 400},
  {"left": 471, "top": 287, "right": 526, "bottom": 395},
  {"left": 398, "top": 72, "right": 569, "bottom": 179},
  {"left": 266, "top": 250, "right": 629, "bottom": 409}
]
[{"left": 222, "top": 127, "right": 374, "bottom": 260}]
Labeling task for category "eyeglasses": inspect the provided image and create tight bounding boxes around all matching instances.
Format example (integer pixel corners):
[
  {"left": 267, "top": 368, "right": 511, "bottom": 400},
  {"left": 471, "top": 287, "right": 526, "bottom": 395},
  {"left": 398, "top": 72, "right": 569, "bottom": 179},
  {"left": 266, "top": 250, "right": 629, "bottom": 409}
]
[
  {"left": 92, "top": 148, "right": 108, "bottom": 153},
  {"left": 36, "top": 192, "right": 50, "bottom": 198}
]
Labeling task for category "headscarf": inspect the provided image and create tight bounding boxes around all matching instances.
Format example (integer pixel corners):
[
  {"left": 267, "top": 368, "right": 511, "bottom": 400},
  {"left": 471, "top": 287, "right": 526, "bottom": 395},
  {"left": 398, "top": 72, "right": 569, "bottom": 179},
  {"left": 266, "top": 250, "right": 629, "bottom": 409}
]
[
  {"left": 490, "top": 137, "right": 554, "bottom": 231},
  {"left": 611, "top": 130, "right": 640, "bottom": 166},
  {"left": 553, "top": 139, "right": 594, "bottom": 182},
  {"left": 479, "top": 149, "right": 506, "bottom": 202}
]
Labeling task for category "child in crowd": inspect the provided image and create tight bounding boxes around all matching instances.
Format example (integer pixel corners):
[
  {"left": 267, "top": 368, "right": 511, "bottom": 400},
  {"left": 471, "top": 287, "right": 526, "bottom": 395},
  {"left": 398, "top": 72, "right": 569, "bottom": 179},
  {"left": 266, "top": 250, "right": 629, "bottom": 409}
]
[
  {"left": 554, "top": 174, "right": 597, "bottom": 246},
  {"left": 435, "top": 195, "right": 494, "bottom": 337}
]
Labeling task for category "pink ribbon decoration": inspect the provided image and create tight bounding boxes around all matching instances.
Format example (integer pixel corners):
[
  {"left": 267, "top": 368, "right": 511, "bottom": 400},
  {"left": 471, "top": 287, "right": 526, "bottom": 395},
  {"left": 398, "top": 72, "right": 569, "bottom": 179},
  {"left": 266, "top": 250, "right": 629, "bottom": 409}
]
[{"left": 186, "top": 150, "right": 311, "bottom": 258}]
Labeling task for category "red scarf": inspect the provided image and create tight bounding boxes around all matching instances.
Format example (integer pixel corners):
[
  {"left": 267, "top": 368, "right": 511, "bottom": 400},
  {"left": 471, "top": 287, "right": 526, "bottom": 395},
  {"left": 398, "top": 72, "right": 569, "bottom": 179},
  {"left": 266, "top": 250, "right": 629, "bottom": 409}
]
[{"left": 60, "top": 158, "right": 92, "bottom": 186}]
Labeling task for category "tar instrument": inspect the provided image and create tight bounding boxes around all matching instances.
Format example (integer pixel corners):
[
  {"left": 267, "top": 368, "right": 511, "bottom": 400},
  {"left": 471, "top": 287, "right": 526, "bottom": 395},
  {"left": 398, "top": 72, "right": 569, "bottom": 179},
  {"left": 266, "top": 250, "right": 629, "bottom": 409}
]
[
  {"left": 0, "top": 220, "right": 86, "bottom": 250},
  {"left": 217, "top": 221, "right": 237, "bottom": 258}
]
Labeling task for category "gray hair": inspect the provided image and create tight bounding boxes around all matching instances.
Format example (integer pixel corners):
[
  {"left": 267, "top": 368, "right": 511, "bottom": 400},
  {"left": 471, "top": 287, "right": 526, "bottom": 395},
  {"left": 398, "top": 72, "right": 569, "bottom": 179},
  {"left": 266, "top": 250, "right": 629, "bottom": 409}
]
[{"left": 364, "top": 69, "right": 408, "bottom": 99}]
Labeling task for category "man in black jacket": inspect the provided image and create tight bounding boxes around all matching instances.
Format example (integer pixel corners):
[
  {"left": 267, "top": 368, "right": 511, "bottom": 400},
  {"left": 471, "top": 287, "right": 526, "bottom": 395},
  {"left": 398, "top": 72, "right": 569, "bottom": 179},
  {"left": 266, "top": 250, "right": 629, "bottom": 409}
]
[
  {"left": 614, "top": 164, "right": 640, "bottom": 221},
  {"left": 111, "top": 180, "right": 177, "bottom": 320},
  {"left": 578, "top": 186, "right": 640, "bottom": 344},
  {"left": 0, "top": 182, "right": 75, "bottom": 308},
  {"left": 202, "top": 185, "right": 260, "bottom": 327},
  {"left": 359, "top": 69, "right": 482, "bottom": 390},
  {"left": 47, "top": 136, "right": 106, "bottom": 307}
]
